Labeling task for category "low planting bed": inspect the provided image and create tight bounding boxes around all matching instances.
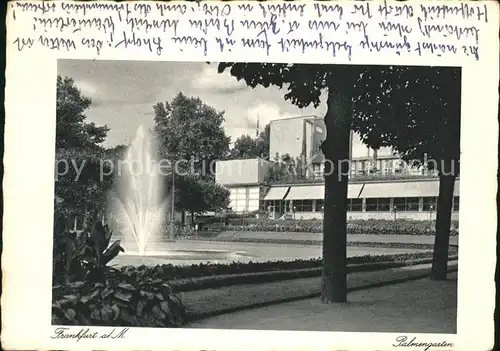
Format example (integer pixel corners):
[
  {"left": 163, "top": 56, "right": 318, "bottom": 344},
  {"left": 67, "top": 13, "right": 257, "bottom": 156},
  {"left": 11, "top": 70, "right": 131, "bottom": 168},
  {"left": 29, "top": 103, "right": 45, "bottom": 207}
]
[
  {"left": 185, "top": 236, "right": 442, "bottom": 249},
  {"left": 168, "top": 254, "right": 459, "bottom": 293},
  {"left": 118, "top": 251, "right": 448, "bottom": 281},
  {"left": 220, "top": 219, "right": 459, "bottom": 236}
]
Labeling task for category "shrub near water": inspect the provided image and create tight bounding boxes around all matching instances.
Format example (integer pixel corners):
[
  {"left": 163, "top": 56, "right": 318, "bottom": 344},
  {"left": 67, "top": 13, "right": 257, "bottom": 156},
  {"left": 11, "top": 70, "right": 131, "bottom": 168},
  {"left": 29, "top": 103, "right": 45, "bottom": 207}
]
[
  {"left": 52, "top": 271, "right": 186, "bottom": 327},
  {"left": 224, "top": 219, "right": 459, "bottom": 236},
  {"left": 52, "top": 216, "right": 187, "bottom": 328}
]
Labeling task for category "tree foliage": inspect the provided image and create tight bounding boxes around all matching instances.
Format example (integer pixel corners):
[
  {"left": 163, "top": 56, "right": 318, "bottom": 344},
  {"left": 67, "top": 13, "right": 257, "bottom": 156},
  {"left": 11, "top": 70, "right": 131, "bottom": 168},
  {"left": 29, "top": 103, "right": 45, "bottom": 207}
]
[
  {"left": 351, "top": 65, "right": 461, "bottom": 280},
  {"left": 230, "top": 124, "right": 270, "bottom": 159},
  {"left": 55, "top": 76, "right": 112, "bottom": 220},
  {"left": 153, "top": 92, "right": 231, "bottom": 176},
  {"left": 153, "top": 93, "right": 232, "bottom": 221},
  {"left": 173, "top": 174, "right": 230, "bottom": 215},
  {"left": 56, "top": 75, "right": 109, "bottom": 149},
  {"left": 268, "top": 153, "right": 309, "bottom": 183},
  {"left": 352, "top": 66, "right": 461, "bottom": 173},
  {"left": 218, "top": 63, "right": 334, "bottom": 109}
]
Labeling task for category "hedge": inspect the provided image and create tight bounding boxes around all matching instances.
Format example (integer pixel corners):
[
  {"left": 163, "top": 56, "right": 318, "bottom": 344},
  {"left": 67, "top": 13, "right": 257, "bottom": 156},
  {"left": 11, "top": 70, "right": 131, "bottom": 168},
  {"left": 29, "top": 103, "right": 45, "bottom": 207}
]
[
  {"left": 52, "top": 270, "right": 187, "bottom": 328},
  {"left": 117, "top": 251, "right": 447, "bottom": 281},
  {"left": 222, "top": 219, "right": 459, "bottom": 236},
  {"left": 169, "top": 254, "right": 460, "bottom": 292}
]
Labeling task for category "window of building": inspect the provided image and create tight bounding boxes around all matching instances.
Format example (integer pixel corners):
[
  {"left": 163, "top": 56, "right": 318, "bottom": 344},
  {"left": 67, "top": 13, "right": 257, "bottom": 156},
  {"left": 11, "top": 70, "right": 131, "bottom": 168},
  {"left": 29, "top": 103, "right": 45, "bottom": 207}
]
[
  {"left": 394, "top": 197, "right": 420, "bottom": 211},
  {"left": 365, "top": 198, "right": 390, "bottom": 212},
  {"left": 347, "top": 199, "right": 363, "bottom": 211},
  {"left": 383, "top": 160, "right": 393, "bottom": 175},
  {"left": 293, "top": 200, "right": 313, "bottom": 212},
  {"left": 422, "top": 197, "right": 437, "bottom": 211},
  {"left": 265, "top": 200, "right": 288, "bottom": 215},
  {"left": 453, "top": 196, "right": 459, "bottom": 211}
]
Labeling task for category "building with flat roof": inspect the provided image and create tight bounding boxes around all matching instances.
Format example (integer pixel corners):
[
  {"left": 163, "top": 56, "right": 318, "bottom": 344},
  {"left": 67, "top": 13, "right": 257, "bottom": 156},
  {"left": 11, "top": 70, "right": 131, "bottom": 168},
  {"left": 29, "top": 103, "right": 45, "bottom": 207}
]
[
  {"left": 215, "top": 116, "right": 458, "bottom": 220},
  {"left": 269, "top": 115, "right": 325, "bottom": 165}
]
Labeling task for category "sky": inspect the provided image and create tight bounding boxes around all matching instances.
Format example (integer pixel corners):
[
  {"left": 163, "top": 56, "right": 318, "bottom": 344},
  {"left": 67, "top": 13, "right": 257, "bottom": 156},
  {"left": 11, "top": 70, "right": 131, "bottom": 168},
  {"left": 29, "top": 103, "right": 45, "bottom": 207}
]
[{"left": 57, "top": 59, "right": 370, "bottom": 155}]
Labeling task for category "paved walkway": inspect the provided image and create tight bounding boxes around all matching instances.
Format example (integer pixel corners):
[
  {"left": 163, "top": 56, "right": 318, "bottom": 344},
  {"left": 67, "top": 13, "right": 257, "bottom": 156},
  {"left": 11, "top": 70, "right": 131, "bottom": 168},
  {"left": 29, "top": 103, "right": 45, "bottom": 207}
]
[
  {"left": 216, "top": 231, "right": 459, "bottom": 245},
  {"left": 188, "top": 270, "right": 457, "bottom": 334}
]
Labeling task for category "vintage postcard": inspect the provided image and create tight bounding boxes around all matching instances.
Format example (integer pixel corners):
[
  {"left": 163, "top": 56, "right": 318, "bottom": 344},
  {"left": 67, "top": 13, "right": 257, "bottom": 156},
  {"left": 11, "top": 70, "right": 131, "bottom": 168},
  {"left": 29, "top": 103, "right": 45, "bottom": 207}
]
[{"left": 2, "top": 1, "right": 499, "bottom": 350}]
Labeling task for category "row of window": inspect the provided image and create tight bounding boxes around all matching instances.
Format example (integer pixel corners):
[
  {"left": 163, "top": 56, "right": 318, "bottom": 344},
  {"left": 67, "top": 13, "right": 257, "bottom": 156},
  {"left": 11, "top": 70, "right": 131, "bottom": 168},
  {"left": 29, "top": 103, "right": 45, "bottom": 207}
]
[
  {"left": 311, "top": 161, "right": 440, "bottom": 178},
  {"left": 264, "top": 197, "right": 459, "bottom": 213}
]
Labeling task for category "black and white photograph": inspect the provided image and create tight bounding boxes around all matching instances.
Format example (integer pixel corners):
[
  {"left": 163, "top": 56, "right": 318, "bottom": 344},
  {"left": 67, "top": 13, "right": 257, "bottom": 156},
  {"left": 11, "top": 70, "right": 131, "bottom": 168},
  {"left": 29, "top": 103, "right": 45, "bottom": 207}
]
[{"left": 52, "top": 60, "right": 461, "bottom": 334}]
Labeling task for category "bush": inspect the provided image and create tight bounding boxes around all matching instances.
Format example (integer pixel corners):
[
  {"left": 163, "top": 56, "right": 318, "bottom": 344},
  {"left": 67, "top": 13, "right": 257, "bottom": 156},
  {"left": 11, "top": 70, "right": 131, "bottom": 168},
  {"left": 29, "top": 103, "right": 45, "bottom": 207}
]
[
  {"left": 222, "top": 218, "right": 459, "bottom": 236},
  {"left": 53, "top": 215, "right": 124, "bottom": 284},
  {"left": 52, "top": 271, "right": 187, "bottom": 328}
]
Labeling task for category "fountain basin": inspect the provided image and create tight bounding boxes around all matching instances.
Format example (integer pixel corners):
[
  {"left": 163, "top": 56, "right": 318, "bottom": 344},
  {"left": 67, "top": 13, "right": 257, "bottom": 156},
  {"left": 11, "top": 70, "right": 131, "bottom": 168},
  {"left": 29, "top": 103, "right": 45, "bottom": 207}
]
[{"left": 112, "top": 247, "right": 256, "bottom": 267}]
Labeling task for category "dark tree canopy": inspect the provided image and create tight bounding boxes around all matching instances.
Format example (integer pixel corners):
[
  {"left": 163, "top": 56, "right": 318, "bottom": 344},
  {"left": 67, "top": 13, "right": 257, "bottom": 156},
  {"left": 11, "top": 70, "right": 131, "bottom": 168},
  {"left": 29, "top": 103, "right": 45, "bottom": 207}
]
[
  {"left": 352, "top": 66, "right": 461, "bottom": 175},
  {"left": 55, "top": 76, "right": 112, "bottom": 219},
  {"left": 56, "top": 75, "right": 109, "bottom": 149},
  {"left": 230, "top": 123, "right": 270, "bottom": 159},
  {"left": 220, "top": 63, "right": 460, "bottom": 175},
  {"left": 218, "top": 63, "right": 339, "bottom": 109},
  {"left": 173, "top": 174, "right": 230, "bottom": 214}
]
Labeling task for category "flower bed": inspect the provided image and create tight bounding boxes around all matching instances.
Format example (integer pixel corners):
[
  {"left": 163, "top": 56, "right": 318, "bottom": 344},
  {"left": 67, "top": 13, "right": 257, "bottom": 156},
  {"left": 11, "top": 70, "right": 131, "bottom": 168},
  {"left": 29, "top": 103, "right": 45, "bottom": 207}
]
[
  {"left": 184, "top": 236, "right": 442, "bottom": 249},
  {"left": 117, "top": 251, "right": 445, "bottom": 281},
  {"left": 169, "top": 254, "right": 459, "bottom": 292},
  {"left": 52, "top": 271, "right": 187, "bottom": 328},
  {"left": 223, "top": 219, "right": 459, "bottom": 236}
]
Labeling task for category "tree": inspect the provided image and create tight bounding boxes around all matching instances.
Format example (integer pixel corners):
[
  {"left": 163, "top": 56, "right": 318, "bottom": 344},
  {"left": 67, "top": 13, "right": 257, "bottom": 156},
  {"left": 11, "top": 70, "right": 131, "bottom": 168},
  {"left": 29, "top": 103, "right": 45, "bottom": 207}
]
[
  {"left": 55, "top": 76, "right": 111, "bottom": 223},
  {"left": 255, "top": 123, "right": 271, "bottom": 158},
  {"left": 268, "top": 153, "right": 308, "bottom": 183},
  {"left": 230, "top": 124, "right": 270, "bottom": 159},
  {"left": 231, "top": 134, "right": 259, "bottom": 159},
  {"left": 219, "top": 63, "right": 363, "bottom": 302},
  {"left": 153, "top": 92, "right": 231, "bottom": 178},
  {"left": 173, "top": 174, "right": 230, "bottom": 225},
  {"left": 56, "top": 75, "right": 109, "bottom": 149},
  {"left": 352, "top": 65, "right": 461, "bottom": 280}
]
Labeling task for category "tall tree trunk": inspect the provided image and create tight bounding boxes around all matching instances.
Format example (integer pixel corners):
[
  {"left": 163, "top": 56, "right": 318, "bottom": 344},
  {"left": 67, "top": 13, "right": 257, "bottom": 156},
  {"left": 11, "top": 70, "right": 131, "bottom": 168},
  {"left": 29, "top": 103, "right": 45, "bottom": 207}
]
[
  {"left": 431, "top": 171, "right": 456, "bottom": 280},
  {"left": 321, "top": 69, "right": 358, "bottom": 303},
  {"left": 191, "top": 211, "right": 195, "bottom": 228},
  {"left": 181, "top": 211, "right": 186, "bottom": 226}
]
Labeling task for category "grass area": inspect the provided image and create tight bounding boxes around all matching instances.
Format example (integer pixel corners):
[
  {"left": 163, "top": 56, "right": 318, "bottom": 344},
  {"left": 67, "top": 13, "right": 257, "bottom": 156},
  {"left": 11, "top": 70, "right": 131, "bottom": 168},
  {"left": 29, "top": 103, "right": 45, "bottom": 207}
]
[{"left": 183, "top": 261, "right": 458, "bottom": 321}]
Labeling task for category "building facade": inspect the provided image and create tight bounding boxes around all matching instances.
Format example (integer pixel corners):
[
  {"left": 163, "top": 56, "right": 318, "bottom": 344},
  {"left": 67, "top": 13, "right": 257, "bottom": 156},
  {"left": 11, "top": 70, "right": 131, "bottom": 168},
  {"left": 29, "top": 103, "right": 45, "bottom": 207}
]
[
  {"left": 269, "top": 116, "right": 325, "bottom": 165},
  {"left": 215, "top": 158, "right": 269, "bottom": 213},
  {"left": 216, "top": 116, "right": 458, "bottom": 220},
  {"left": 262, "top": 179, "right": 459, "bottom": 221}
]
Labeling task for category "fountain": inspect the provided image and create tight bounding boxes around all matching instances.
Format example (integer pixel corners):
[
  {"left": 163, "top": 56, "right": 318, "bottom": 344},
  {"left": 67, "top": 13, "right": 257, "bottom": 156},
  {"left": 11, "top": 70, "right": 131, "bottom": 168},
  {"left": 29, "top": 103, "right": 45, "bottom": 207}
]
[
  {"left": 109, "top": 126, "right": 168, "bottom": 255},
  {"left": 107, "top": 126, "right": 254, "bottom": 266}
]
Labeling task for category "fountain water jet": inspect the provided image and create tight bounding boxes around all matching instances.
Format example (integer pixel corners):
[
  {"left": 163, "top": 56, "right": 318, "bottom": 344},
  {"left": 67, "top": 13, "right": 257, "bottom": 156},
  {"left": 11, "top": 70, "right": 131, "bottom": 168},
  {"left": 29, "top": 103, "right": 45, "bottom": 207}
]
[{"left": 109, "top": 126, "right": 169, "bottom": 255}]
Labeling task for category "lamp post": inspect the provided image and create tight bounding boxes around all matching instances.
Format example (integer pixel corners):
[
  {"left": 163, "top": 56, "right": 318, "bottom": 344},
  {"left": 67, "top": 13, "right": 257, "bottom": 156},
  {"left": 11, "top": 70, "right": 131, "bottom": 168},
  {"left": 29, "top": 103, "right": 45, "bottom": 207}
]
[
  {"left": 170, "top": 164, "right": 176, "bottom": 240},
  {"left": 293, "top": 206, "right": 297, "bottom": 220},
  {"left": 429, "top": 205, "right": 434, "bottom": 221},
  {"left": 393, "top": 205, "right": 397, "bottom": 221}
]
